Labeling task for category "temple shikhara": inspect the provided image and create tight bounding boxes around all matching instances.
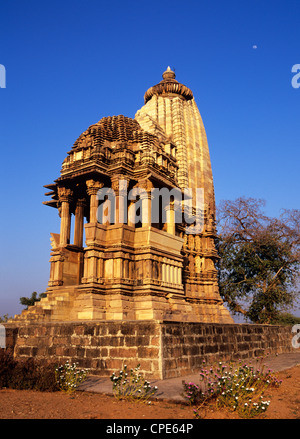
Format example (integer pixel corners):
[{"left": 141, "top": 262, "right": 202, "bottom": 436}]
[{"left": 14, "top": 68, "right": 233, "bottom": 324}]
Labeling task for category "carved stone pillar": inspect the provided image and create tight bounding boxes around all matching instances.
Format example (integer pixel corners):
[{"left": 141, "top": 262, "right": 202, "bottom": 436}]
[
  {"left": 141, "top": 192, "right": 152, "bottom": 227},
  {"left": 164, "top": 200, "right": 175, "bottom": 235},
  {"left": 128, "top": 200, "right": 136, "bottom": 227},
  {"left": 58, "top": 187, "right": 73, "bottom": 246},
  {"left": 74, "top": 198, "right": 85, "bottom": 247},
  {"left": 111, "top": 176, "right": 128, "bottom": 225},
  {"left": 139, "top": 179, "right": 153, "bottom": 227},
  {"left": 86, "top": 179, "right": 103, "bottom": 223}
]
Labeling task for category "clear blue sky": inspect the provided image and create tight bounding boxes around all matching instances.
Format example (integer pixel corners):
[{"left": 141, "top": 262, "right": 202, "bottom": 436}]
[{"left": 0, "top": 0, "right": 299, "bottom": 318}]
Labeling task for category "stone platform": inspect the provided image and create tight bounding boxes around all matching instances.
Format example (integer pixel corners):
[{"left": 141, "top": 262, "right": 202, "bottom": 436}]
[{"left": 4, "top": 320, "right": 294, "bottom": 380}]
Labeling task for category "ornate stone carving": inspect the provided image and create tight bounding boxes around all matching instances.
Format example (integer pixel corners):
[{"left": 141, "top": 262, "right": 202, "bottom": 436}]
[
  {"left": 86, "top": 179, "right": 104, "bottom": 195},
  {"left": 57, "top": 187, "right": 73, "bottom": 202},
  {"left": 110, "top": 175, "right": 129, "bottom": 194}
]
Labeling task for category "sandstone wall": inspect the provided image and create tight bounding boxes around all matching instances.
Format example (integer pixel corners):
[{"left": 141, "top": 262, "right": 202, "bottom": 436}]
[
  {"left": 161, "top": 322, "right": 294, "bottom": 378},
  {"left": 3, "top": 321, "right": 294, "bottom": 379}
]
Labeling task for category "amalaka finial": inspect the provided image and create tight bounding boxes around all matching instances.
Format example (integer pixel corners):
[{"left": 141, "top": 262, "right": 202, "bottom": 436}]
[{"left": 162, "top": 66, "right": 176, "bottom": 81}]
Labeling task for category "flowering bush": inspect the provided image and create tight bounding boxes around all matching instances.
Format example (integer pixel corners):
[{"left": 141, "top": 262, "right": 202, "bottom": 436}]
[
  {"left": 55, "top": 360, "right": 88, "bottom": 393},
  {"left": 182, "top": 382, "right": 203, "bottom": 405},
  {"left": 110, "top": 364, "right": 158, "bottom": 403},
  {"left": 183, "top": 356, "right": 282, "bottom": 418}
]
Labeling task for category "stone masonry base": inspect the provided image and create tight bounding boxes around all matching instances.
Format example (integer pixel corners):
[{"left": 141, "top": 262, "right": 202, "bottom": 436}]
[{"left": 4, "top": 321, "right": 295, "bottom": 380}]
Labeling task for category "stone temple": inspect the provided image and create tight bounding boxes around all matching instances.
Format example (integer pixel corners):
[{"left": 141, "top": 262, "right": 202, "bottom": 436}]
[{"left": 14, "top": 68, "right": 233, "bottom": 324}]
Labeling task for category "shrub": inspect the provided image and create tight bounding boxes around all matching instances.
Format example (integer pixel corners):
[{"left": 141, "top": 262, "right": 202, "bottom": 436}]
[
  {"left": 55, "top": 360, "right": 88, "bottom": 393},
  {"left": 0, "top": 349, "right": 17, "bottom": 388},
  {"left": 0, "top": 349, "right": 59, "bottom": 392},
  {"left": 183, "top": 356, "right": 282, "bottom": 418},
  {"left": 110, "top": 364, "right": 158, "bottom": 403}
]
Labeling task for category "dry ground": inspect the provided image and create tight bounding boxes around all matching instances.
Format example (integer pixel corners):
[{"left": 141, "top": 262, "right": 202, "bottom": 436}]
[{"left": 0, "top": 365, "right": 299, "bottom": 420}]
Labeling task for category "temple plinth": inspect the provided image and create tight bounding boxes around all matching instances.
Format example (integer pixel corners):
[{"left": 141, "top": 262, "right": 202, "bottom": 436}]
[{"left": 13, "top": 68, "right": 233, "bottom": 324}]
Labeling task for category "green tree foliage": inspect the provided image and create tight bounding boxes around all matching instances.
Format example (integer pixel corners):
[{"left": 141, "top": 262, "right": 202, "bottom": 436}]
[
  {"left": 272, "top": 312, "right": 300, "bottom": 325},
  {"left": 0, "top": 314, "right": 12, "bottom": 323},
  {"left": 216, "top": 197, "right": 300, "bottom": 324},
  {"left": 19, "top": 291, "right": 46, "bottom": 309}
]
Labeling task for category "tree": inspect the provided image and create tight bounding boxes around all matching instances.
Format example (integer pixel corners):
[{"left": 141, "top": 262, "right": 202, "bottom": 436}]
[
  {"left": 273, "top": 312, "right": 300, "bottom": 326},
  {"left": 0, "top": 314, "right": 12, "bottom": 323},
  {"left": 19, "top": 291, "right": 46, "bottom": 309},
  {"left": 216, "top": 197, "right": 300, "bottom": 324}
]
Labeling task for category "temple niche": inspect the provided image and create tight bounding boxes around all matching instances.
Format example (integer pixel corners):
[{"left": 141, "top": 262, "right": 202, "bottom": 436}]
[{"left": 14, "top": 68, "right": 233, "bottom": 324}]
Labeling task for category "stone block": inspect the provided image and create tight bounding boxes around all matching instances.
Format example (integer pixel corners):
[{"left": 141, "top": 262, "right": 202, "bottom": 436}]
[
  {"left": 85, "top": 347, "right": 101, "bottom": 358},
  {"left": 109, "top": 347, "right": 137, "bottom": 358},
  {"left": 76, "top": 347, "right": 86, "bottom": 357},
  {"left": 150, "top": 335, "right": 160, "bottom": 346},
  {"left": 71, "top": 336, "right": 83, "bottom": 346},
  {"left": 136, "top": 335, "right": 150, "bottom": 346},
  {"left": 74, "top": 325, "right": 85, "bottom": 336},
  {"left": 55, "top": 346, "right": 65, "bottom": 356},
  {"left": 119, "top": 324, "right": 136, "bottom": 336},
  {"left": 137, "top": 346, "right": 159, "bottom": 358}
]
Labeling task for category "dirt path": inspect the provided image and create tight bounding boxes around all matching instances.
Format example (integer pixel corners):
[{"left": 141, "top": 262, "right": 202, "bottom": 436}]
[{"left": 0, "top": 365, "right": 299, "bottom": 419}]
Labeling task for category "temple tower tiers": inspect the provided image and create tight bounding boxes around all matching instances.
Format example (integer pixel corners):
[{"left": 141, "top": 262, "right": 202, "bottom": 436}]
[{"left": 13, "top": 68, "right": 233, "bottom": 324}]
